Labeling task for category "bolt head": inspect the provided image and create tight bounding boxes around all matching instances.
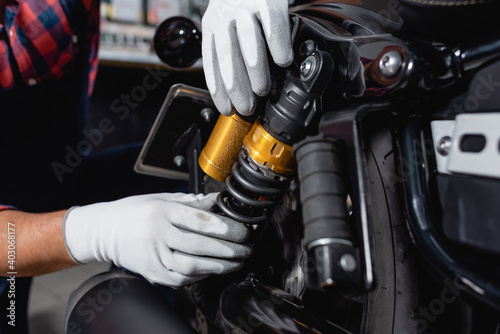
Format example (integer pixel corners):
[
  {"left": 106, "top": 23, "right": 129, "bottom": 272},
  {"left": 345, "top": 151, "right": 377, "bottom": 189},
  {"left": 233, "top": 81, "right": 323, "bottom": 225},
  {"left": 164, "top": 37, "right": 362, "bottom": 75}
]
[
  {"left": 340, "top": 253, "right": 357, "bottom": 273},
  {"left": 173, "top": 155, "right": 185, "bottom": 167},
  {"left": 200, "top": 108, "right": 214, "bottom": 122},
  {"left": 300, "top": 60, "right": 313, "bottom": 77},
  {"left": 300, "top": 55, "right": 317, "bottom": 83},
  {"left": 379, "top": 50, "right": 403, "bottom": 78},
  {"left": 437, "top": 136, "right": 452, "bottom": 156}
]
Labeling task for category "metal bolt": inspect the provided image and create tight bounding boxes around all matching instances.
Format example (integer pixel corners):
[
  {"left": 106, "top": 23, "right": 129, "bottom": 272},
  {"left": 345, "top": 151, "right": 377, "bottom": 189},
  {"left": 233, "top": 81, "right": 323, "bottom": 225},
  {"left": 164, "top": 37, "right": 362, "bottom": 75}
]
[
  {"left": 437, "top": 136, "right": 452, "bottom": 156},
  {"left": 300, "top": 60, "right": 312, "bottom": 76},
  {"left": 340, "top": 253, "right": 357, "bottom": 273},
  {"left": 173, "top": 155, "right": 185, "bottom": 167},
  {"left": 379, "top": 50, "right": 403, "bottom": 78},
  {"left": 300, "top": 55, "right": 317, "bottom": 82},
  {"left": 200, "top": 108, "right": 214, "bottom": 122}
]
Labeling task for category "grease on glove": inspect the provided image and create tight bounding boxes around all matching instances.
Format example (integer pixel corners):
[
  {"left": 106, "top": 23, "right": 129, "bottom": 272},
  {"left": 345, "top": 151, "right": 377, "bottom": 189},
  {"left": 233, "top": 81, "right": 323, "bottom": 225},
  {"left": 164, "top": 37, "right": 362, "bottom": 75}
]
[{"left": 64, "top": 192, "right": 251, "bottom": 288}]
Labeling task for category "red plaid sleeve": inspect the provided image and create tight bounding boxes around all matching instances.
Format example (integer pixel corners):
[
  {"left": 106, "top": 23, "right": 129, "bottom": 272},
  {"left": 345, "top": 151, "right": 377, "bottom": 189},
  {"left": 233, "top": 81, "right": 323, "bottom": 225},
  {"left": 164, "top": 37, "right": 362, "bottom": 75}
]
[
  {"left": 86, "top": 0, "right": 100, "bottom": 96},
  {"left": 0, "top": 0, "right": 100, "bottom": 97},
  {"left": 0, "top": 41, "right": 15, "bottom": 88}
]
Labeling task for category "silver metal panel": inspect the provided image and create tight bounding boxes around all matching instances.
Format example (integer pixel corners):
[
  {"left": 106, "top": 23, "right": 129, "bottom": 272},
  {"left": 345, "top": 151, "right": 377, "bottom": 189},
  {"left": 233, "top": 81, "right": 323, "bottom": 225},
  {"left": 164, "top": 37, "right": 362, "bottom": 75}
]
[{"left": 447, "top": 113, "right": 500, "bottom": 179}]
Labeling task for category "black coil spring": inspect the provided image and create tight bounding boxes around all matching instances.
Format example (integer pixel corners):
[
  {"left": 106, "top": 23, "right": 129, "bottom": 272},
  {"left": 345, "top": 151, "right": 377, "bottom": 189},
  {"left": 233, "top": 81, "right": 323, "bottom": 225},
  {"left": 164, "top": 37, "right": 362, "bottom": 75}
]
[{"left": 217, "top": 150, "right": 290, "bottom": 224}]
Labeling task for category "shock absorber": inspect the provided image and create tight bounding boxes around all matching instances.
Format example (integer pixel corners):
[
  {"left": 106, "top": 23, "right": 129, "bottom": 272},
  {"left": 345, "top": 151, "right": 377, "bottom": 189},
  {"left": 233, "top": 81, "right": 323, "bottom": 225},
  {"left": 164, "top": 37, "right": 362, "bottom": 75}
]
[{"left": 199, "top": 50, "right": 335, "bottom": 224}]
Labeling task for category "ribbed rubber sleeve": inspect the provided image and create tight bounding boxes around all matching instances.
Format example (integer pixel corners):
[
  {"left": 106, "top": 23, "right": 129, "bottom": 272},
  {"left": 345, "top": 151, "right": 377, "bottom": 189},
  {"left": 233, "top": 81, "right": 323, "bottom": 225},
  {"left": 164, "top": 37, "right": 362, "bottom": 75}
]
[{"left": 294, "top": 135, "right": 352, "bottom": 247}]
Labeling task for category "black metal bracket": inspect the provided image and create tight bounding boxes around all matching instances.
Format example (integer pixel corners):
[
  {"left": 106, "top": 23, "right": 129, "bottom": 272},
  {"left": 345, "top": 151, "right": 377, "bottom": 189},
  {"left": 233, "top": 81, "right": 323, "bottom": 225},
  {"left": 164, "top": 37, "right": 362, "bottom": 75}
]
[{"left": 318, "top": 102, "right": 392, "bottom": 291}]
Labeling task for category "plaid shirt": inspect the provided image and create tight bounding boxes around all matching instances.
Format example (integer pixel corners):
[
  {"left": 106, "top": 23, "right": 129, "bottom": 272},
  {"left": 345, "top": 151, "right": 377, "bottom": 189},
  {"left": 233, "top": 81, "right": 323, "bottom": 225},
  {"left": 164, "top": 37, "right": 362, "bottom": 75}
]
[{"left": 0, "top": 0, "right": 99, "bottom": 95}]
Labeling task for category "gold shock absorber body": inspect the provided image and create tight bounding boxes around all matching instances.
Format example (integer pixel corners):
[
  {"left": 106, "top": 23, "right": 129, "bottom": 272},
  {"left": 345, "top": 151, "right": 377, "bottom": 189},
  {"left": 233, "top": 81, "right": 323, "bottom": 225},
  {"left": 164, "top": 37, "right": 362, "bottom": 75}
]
[
  {"left": 243, "top": 120, "right": 296, "bottom": 175},
  {"left": 198, "top": 113, "right": 253, "bottom": 182},
  {"left": 200, "top": 114, "right": 297, "bottom": 182}
]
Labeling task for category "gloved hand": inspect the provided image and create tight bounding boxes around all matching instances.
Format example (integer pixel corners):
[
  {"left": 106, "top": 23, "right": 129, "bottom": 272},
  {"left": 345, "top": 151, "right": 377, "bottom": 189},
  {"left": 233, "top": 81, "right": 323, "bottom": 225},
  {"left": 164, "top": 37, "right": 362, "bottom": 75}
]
[
  {"left": 63, "top": 192, "right": 251, "bottom": 288},
  {"left": 202, "top": 0, "right": 293, "bottom": 116}
]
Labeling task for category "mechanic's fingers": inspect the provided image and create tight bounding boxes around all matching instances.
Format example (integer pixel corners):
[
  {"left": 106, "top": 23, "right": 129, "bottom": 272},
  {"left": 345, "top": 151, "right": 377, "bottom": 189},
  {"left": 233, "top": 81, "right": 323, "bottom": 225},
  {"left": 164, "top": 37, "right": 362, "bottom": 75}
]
[
  {"left": 154, "top": 192, "right": 218, "bottom": 210},
  {"left": 178, "top": 192, "right": 218, "bottom": 210},
  {"left": 171, "top": 205, "right": 251, "bottom": 243},
  {"left": 168, "top": 252, "right": 245, "bottom": 276},
  {"left": 168, "top": 229, "right": 252, "bottom": 258},
  {"left": 214, "top": 23, "right": 255, "bottom": 116},
  {"left": 236, "top": 13, "right": 271, "bottom": 97},
  {"left": 152, "top": 270, "right": 208, "bottom": 288},
  {"left": 202, "top": 33, "right": 233, "bottom": 115},
  {"left": 259, "top": 0, "right": 293, "bottom": 67}
]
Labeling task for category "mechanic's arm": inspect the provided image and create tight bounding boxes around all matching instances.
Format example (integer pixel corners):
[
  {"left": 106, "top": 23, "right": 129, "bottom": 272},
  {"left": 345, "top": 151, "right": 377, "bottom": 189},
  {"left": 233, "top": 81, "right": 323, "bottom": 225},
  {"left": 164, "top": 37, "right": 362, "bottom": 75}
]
[
  {"left": 0, "top": 209, "right": 76, "bottom": 276},
  {"left": 0, "top": 193, "right": 251, "bottom": 288}
]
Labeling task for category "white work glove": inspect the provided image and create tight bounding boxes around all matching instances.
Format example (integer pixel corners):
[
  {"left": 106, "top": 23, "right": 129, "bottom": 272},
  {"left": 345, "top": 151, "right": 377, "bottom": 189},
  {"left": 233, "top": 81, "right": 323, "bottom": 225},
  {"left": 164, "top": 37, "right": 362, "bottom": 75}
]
[
  {"left": 202, "top": 0, "right": 293, "bottom": 116},
  {"left": 63, "top": 192, "right": 251, "bottom": 288}
]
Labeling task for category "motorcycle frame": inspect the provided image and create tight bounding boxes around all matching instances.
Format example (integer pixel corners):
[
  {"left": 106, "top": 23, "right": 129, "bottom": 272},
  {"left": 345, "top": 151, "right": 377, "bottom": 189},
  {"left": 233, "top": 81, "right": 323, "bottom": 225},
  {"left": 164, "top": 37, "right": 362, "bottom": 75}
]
[{"left": 291, "top": 2, "right": 500, "bottom": 311}]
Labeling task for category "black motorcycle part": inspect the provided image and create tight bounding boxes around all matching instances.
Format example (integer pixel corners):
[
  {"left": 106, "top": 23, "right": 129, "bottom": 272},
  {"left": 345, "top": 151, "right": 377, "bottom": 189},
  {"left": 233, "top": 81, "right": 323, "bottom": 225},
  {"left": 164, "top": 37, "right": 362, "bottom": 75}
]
[
  {"left": 218, "top": 276, "right": 348, "bottom": 334},
  {"left": 319, "top": 104, "right": 424, "bottom": 333},
  {"left": 65, "top": 271, "right": 197, "bottom": 334},
  {"left": 294, "top": 135, "right": 362, "bottom": 289},
  {"left": 154, "top": 16, "right": 201, "bottom": 68},
  {"left": 399, "top": 118, "right": 500, "bottom": 313},
  {"left": 260, "top": 51, "right": 334, "bottom": 146},
  {"left": 443, "top": 59, "right": 500, "bottom": 116},
  {"left": 294, "top": 135, "right": 352, "bottom": 246},
  {"left": 396, "top": 0, "right": 500, "bottom": 39},
  {"left": 440, "top": 173, "right": 500, "bottom": 256}
]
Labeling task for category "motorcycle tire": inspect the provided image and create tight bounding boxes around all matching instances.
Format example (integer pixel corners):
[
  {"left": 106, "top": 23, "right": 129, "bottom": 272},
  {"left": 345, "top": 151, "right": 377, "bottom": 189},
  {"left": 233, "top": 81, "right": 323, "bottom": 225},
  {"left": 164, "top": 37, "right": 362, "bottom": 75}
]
[
  {"left": 360, "top": 112, "right": 422, "bottom": 334},
  {"left": 359, "top": 112, "right": 497, "bottom": 334}
]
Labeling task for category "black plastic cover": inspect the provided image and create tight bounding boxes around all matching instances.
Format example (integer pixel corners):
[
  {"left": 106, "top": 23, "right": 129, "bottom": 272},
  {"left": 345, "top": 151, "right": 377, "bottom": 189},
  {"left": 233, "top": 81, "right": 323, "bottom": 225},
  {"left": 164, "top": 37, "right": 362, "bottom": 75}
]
[{"left": 441, "top": 173, "right": 500, "bottom": 256}]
